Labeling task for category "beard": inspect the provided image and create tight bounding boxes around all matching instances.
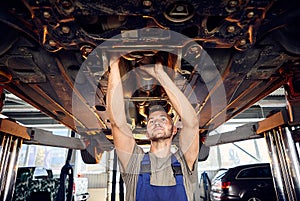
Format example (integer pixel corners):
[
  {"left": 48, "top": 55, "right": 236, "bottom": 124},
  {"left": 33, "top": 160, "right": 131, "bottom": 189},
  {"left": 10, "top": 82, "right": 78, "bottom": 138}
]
[{"left": 148, "top": 125, "right": 174, "bottom": 141}]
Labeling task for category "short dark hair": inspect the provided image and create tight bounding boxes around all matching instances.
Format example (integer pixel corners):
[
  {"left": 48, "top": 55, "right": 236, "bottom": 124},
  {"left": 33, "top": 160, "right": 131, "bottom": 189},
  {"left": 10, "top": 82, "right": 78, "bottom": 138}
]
[
  {"left": 148, "top": 104, "right": 166, "bottom": 115},
  {"left": 148, "top": 104, "right": 174, "bottom": 123}
]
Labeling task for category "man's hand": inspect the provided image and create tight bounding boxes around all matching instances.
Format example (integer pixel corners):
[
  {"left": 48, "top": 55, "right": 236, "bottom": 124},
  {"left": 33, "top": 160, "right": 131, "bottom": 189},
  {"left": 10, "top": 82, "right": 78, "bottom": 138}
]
[
  {"left": 109, "top": 53, "right": 123, "bottom": 70},
  {"left": 138, "top": 62, "right": 165, "bottom": 78}
]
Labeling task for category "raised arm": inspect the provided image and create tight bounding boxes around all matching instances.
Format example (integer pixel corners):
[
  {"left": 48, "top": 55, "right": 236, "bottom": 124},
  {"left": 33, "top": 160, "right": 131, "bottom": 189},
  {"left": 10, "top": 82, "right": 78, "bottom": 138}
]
[
  {"left": 106, "top": 57, "right": 136, "bottom": 170},
  {"left": 143, "top": 62, "right": 199, "bottom": 170}
]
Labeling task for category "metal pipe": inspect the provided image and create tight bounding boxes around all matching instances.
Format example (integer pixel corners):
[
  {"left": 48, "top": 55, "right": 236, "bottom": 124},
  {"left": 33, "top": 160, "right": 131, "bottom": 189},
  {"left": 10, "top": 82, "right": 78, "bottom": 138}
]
[
  {"left": 111, "top": 150, "right": 117, "bottom": 201},
  {"left": 0, "top": 134, "right": 6, "bottom": 175},
  {"left": 264, "top": 131, "right": 287, "bottom": 201},
  {"left": 0, "top": 133, "right": 24, "bottom": 201},
  {"left": 106, "top": 150, "right": 114, "bottom": 201},
  {"left": 265, "top": 126, "right": 300, "bottom": 201},
  {"left": 0, "top": 134, "right": 12, "bottom": 199},
  {"left": 274, "top": 128, "right": 295, "bottom": 200},
  {"left": 283, "top": 127, "right": 300, "bottom": 200},
  {"left": 2, "top": 137, "right": 22, "bottom": 201},
  {"left": 119, "top": 174, "right": 124, "bottom": 201}
]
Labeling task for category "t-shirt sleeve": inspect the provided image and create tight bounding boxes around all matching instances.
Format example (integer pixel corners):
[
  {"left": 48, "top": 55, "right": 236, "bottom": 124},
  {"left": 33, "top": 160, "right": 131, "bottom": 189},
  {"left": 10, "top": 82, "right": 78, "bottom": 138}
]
[
  {"left": 119, "top": 144, "right": 145, "bottom": 201},
  {"left": 123, "top": 144, "right": 145, "bottom": 174},
  {"left": 175, "top": 147, "right": 198, "bottom": 183}
]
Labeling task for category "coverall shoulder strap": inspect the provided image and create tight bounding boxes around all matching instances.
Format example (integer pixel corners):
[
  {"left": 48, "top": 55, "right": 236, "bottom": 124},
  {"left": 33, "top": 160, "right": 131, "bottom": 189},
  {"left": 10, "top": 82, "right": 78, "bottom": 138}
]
[
  {"left": 140, "top": 153, "right": 151, "bottom": 173},
  {"left": 171, "top": 154, "right": 183, "bottom": 175},
  {"left": 140, "top": 153, "right": 182, "bottom": 175}
]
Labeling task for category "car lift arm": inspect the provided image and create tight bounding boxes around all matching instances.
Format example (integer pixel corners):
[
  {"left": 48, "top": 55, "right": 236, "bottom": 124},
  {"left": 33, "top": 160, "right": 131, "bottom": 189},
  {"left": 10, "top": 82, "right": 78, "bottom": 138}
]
[{"left": 25, "top": 127, "right": 85, "bottom": 150}]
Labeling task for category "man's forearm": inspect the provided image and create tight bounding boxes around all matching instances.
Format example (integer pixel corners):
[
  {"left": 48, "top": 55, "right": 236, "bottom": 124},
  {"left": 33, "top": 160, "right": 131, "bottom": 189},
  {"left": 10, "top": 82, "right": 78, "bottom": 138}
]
[
  {"left": 107, "top": 58, "right": 128, "bottom": 129},
  {"left": 154, "top": 64, "right": 199, "bottom": 169},
  {"left": 155, "top": 66, "right": 198, "bottom": 128}
]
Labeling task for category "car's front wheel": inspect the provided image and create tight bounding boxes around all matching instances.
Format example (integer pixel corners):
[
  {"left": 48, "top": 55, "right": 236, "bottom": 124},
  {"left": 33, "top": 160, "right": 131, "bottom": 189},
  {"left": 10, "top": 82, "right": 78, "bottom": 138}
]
[
  {"left": 243, "top": 194, "right": 263, "bottom": 201},
  {"left": 80, "top": 136, "right": 103, "bottom": 164}
]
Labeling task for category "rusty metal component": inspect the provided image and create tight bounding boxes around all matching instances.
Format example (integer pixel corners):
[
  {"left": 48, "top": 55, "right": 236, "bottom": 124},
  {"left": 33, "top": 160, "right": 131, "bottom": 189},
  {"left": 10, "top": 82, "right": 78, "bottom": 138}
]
[
  {"left": 0, "top": 119, "right": 30, "bottom": 140},
  {"left": 0, "top": 0, "right": 300, "bottom": 137},
  {"left": 285, "top": 69, "right": 300, "bottom": 125},
  {"left": 0, "top": 69, "right": 12, "bottom": 84}
]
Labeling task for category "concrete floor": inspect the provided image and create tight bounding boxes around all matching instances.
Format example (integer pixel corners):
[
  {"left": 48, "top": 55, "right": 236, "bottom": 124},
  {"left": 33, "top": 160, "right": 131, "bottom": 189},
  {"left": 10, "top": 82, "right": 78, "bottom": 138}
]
[{"left": 88, "top": 188, "right": 107, "bottom": 201}]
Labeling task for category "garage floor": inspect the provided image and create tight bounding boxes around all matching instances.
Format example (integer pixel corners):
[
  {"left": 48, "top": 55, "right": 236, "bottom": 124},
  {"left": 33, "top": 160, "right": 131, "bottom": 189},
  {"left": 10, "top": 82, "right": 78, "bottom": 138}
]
[{"left": 88, "top": 188, "right": 107, "bottom": 201}]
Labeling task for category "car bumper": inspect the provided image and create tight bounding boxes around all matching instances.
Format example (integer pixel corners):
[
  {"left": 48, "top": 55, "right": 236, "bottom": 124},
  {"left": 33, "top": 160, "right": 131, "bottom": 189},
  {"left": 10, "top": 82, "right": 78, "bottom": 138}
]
[
  {"left": 210, "top": 192, "right": 240, "bottom": 201},
  {"left": 74, "top": 193, "right": 90, "bottom": 201}
]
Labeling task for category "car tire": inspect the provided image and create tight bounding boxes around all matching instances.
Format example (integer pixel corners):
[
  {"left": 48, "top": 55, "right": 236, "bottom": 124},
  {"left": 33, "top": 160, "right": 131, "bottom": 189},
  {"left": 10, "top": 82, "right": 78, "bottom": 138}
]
[
  {"left": 198, "top": 141, "right": 210, "bottom": 161},
  {"left": 243, "top": 194, "right": 263, "bottom": 201},
  {"left": 80, "top": 138, "right": 103, "bottom": 164}
]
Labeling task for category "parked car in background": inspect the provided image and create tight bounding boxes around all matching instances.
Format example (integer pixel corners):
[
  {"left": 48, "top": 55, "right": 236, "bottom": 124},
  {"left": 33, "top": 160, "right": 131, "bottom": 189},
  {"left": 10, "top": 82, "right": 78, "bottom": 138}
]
[
  {"left": 13, "top": 167, "right": 60, "bottom": 201},
  {"left": 210, "top": 163, "right": 277, "bottom": 201},
  {"left": 73, "top": 176, "right": 90, "bottom": 201},
  {"left": 13, "top": 167, "right": 89, "bottom": 201}
]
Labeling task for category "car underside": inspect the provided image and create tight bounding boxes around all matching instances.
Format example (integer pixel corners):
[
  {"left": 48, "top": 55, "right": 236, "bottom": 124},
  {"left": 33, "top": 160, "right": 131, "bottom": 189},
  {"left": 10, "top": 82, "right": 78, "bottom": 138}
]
[{"left": 1, "top": 0, "right": 300, "bottom": 161}]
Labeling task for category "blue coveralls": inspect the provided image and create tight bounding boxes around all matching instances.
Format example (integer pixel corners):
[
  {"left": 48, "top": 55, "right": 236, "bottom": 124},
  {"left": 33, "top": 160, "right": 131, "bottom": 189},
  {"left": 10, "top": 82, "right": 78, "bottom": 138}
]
[{"left": 136, "top": 153, "right": 188, "bottom": 201}]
